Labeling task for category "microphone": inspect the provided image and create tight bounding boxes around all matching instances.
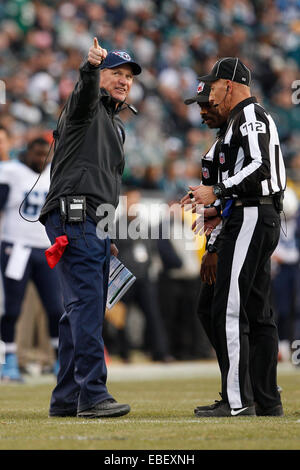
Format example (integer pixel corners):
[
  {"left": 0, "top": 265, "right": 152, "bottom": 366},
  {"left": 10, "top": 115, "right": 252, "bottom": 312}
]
[
  {"left": 125, "top": 102, "right": 138, "bottom": 115},
  {"left": 213, "top": 86, "right": 229, "bottom": 108}
]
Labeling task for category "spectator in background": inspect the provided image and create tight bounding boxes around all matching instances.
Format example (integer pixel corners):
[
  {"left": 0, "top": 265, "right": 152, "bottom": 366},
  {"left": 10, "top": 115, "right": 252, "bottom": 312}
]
[
  {"left": 140, "top": 164, "right": 164, "bottom": 190},
  {"left": 114, "top": 187, "right": 172, "bottom": 362},
  {"left": 0, "top": 137, "right": 63, "bottom": 381},
  {"left": 0, "top": 126, "right": 10, "bottom": 161},
  {"left": 289, "top": 152, "right": 300, "bottom": 197},
  {"left": 160, "top": 159, "right": 187, "bottom": 201},
  {"left": 0, "top": 0, "right": 298, "bottom": 184},
  {"left": 272, "top": 186, "right": 300, "bottom": 362},
  {"left": 157, "top": 195, "right": 211, "bottom": 360}
]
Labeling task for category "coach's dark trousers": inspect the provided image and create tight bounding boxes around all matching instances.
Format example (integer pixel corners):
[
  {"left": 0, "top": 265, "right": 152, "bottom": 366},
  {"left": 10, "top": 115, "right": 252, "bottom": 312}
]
[
  {"left": 206, "top": 203, "right": 282, "bottom": 410},
  {"left": 45, "top": 210, "right": 112, "bottom": 414}
]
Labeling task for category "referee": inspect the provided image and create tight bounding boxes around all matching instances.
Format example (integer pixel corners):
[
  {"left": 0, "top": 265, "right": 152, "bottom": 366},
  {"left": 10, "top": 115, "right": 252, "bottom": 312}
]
[
  {"left": 181, "top": 57, "right": 285, "bottom": 417},
  {"left": 184, "top": 81, "right": 226, "bottom": 349}
]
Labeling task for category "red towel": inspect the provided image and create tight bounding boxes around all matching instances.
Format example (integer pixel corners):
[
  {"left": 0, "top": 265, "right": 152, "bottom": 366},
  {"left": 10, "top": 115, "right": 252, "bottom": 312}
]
[
  {"left": 45, "top": 235, "right": 69, "bottom": 269},
  {"left": 104, "top": 346, "right": 110, "bottom": 364}
]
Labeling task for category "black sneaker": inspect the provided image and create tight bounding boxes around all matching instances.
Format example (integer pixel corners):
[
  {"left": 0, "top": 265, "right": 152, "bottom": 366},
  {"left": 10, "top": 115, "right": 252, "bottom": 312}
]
[
  {"left": 49, "top": 408, "right": 78, "bottom": 417},
  {"left": 77, "top": 399, "right": 130, "bottom": 418},
  {"left": 194, "top": 393, "right": 229, "bottom": 413},
  {"left": 255, "top": 403, "right": 284, "bottom": 417},
  {"left": 194, "top": 396, "right": 227, "bottom": 414},
  {"left": 195, "top": 402, "right": 256, "bottom": 418}
]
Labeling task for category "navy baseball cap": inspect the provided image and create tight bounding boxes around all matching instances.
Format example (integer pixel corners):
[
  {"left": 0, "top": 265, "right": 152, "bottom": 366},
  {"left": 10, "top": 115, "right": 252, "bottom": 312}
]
[
  {"left": 198, "top": 57, "right": 251, "bottom": 86},
  {"left": 184, "top": 81, "right": 210, "bottom": 105},
  {"left": 100, "top": 51, "right": 142, "bottom": 75}
]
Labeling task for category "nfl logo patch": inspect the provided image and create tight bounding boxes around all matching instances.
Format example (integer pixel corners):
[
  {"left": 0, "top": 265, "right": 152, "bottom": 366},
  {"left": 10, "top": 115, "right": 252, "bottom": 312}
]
[
  {"left": 219, "top": 152, "right": 225, "bottom": 164},
  {"left": 197, "top": 81, "right": 205, "bottom": 94},
  {"left": 202, "top": 167, "right": 210, "bottom": 179}
]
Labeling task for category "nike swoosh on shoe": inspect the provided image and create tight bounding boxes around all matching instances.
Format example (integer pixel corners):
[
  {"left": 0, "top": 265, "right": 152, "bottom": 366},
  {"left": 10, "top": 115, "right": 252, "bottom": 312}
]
[{"left": 230, "top": 407, "right": 249, "bottom": 416}]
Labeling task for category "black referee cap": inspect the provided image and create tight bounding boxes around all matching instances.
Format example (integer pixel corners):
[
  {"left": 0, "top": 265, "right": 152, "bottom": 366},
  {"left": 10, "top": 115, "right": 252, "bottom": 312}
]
[
  {"left": 184, "top": 81, "right": 210, "bottom": 105},
  {"left": 198, "top": 57, "right": 251, "bottom": 86}
]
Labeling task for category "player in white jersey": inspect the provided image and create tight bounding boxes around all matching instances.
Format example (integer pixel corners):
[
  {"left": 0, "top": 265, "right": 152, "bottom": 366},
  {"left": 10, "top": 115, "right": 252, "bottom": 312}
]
[{"left": 0, "top": 138, "right": 63, "bottom": 381}]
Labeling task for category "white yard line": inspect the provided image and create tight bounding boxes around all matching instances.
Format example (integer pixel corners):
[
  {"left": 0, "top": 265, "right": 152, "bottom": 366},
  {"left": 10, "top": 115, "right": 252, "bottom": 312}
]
[{"left": 2, "top": 360, "right": 297, "bottom": 386}]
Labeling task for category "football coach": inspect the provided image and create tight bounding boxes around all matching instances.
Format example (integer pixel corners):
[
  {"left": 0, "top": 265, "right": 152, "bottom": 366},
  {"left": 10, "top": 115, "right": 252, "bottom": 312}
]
[{"left": 39, "top": 38, "right": 141, "bottom": 419}]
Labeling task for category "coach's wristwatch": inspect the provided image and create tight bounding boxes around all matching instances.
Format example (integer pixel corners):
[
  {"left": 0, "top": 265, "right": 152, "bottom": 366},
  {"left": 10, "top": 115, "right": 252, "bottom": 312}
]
[{"left": 212, "top": 184, "right": 224, "bottom": 199}]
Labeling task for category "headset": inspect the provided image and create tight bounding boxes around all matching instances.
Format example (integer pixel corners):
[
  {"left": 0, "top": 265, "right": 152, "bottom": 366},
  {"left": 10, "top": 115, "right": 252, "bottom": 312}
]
[
  {"left": 213, "top": 85, "right": 230, "bottom": 108},
  {"left": 213, "top": 57, "right": 239, "bottom": 108},
  {"left": 124, "top": 102, "right": 138, "bottom": 115}
]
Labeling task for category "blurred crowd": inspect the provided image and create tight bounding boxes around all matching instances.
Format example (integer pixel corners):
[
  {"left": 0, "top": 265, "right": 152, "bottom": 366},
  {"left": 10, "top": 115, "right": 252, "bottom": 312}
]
[
  {"left": 0, "top": 0, "right": 299, "bottom": 189},
  {"left": 0, "top": 0, "right": 300, "bottom": 373}
]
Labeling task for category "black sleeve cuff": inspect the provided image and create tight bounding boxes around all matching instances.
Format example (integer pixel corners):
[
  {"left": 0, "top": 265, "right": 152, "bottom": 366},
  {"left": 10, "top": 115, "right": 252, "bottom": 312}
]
[
  {"left": 80, "top": 59, "right": 102, "bottom": 73},
  {"left": 207, "top": 243, "right": 217, "bottom": 253},
  {"left": 215, "top": 204, "right": 222, "bottom": 216}
]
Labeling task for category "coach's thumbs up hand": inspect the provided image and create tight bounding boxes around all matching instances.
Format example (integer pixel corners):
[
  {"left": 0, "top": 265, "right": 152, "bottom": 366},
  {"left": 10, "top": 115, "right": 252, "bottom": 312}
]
[{"left": 88, "top": 37, "right": 107, "bottom": 66}]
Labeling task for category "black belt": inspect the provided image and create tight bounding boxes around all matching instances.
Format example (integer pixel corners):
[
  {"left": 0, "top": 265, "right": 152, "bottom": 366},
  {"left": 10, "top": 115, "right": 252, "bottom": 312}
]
[{"left": 235, "top": 197, "right": 274, "bottom": 207}]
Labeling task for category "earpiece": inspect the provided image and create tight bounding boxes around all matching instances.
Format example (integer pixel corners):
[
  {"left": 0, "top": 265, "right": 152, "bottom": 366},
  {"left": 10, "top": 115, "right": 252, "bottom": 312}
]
[{"left": 213, "top": 86, "right": 230, "bottom": 108}]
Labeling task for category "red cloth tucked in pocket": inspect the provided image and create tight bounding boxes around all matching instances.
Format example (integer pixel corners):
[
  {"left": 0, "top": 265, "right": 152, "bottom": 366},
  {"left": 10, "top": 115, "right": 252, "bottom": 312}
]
[{"left": 45, "top": 235, "right": 69, "bottom": 269}]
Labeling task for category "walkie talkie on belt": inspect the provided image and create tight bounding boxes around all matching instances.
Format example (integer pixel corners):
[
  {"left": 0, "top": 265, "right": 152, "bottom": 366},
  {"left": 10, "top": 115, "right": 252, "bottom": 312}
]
[
  {"left": 273, "top": 192, "right": 284, "bottom": 213},
  {"left": 59, "top": 196, "right": 86, "bottom": 222}
]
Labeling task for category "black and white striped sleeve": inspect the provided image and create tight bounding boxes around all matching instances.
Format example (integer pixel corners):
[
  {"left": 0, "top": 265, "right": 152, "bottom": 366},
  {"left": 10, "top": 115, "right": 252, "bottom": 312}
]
[{"left": 219, "top": 104, "right": 271, "bottom": 197}]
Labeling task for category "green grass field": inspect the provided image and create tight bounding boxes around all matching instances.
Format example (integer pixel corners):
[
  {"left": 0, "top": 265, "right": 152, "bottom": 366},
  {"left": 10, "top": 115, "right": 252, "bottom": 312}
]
[{"left": 0, "top": 361, "right": 299, "bottom": 450}]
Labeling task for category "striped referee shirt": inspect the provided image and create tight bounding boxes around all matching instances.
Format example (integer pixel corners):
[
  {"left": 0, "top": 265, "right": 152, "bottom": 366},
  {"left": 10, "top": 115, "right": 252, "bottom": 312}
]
[
  {"left": 201, "top": 123, "right": 227, "bottom": 187},
  {"left": 201, "top": 125, "right": 228, "bottom": 249},
  {"left": 217, "top": 97, "right": 286, "bottom": 198}
]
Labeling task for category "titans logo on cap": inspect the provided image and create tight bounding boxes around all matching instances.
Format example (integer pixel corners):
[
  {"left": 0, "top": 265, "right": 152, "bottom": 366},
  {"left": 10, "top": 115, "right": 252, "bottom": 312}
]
[{"left": 112, "top": 51, "right": 132, "bottom": 61}]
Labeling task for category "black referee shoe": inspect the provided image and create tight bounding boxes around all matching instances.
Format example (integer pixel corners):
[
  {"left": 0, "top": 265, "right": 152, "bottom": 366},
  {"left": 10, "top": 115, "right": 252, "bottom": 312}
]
[
  {"left": 77, "top": 398, "right": 130, "bottom": 419},
  {"left": 195, "top": 402, "right": 256, "bottom": 418},
  {"left": 194, "top": 395, "right": 227, "bottom": 414},
  {"left": 255, "top": 403, "right": 284, "bottom": 417}
]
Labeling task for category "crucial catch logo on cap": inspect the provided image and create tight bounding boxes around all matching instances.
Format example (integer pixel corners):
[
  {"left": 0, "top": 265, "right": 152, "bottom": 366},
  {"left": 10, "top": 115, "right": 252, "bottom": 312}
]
[
  {"left": 112, "top": 51, "right": 131, "bottom": 61},
  {"left": 197, "top": 81, "right": 205, "bottom": 93}
]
